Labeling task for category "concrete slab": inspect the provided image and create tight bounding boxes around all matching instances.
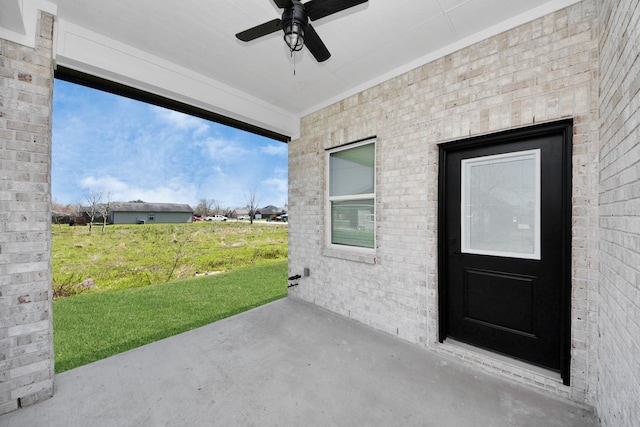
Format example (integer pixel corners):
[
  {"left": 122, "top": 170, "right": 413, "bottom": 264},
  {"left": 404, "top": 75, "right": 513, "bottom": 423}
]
[{"left": 0, "top": 298, "right": 598, "bottom": 426}]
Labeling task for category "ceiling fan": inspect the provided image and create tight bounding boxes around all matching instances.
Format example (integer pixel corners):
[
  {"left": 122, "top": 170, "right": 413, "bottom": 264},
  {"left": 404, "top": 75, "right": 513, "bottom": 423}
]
[{"left": 236, "top": 0, "right": 369, "bottom": 63}]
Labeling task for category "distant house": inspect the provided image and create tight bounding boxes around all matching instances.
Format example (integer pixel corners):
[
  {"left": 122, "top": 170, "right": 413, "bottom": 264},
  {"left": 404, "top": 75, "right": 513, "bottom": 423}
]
[
  {"left": 233, "top": 207, "right": 250, "bottom": 219},
  {"left": 109, "top": 203, "right": 193, "bottom": 224},
  {"left": 255, "top": 205, "right": 284, "bottom": 220}
]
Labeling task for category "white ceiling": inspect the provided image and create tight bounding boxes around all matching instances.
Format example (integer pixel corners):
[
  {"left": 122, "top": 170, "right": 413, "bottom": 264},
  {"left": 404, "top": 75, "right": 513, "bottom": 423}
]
[{"left": 7, "top": 0, "right": 580, "bottom": 138}]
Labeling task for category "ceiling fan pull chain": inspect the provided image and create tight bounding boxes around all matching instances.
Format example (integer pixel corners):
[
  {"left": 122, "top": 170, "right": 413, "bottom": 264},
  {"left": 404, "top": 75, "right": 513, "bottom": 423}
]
[
  {"left": 289, "top": 13, "right": 296, "bottom": 76},
  {"left": 291, "top": 50, "right": 296, "bottom": 76}
]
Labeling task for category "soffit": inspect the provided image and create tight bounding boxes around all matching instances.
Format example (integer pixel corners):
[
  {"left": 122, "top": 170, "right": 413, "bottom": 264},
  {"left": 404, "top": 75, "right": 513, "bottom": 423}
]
[{"left": 46, "top": 0, "right": 579, "bottom": 137}]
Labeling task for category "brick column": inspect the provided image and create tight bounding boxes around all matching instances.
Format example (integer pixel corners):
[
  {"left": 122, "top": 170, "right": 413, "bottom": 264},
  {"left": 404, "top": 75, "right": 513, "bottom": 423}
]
[
  {"left": 597, "top": 0, "right": 640, "bottom": 425},
  {"left": 0, "top": 12, "right": 55, "bottom": 415}
]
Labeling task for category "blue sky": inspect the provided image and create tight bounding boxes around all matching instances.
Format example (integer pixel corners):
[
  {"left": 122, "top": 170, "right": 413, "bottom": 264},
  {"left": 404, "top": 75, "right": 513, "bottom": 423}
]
[{"left": 52, "top": 80, "right": 288, "bottom": 209}]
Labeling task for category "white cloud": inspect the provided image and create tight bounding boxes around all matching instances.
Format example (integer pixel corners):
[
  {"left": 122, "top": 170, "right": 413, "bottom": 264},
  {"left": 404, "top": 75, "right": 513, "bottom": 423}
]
[
  {"left": 80, "top": 175, "right": 128, "bottom": 193},
  {"left": 79, "top": 175, "right": 197, "bottom": 205},
  {"left": 196, "top": 136, "right": 249, "bottom": 163},
  {"left": 273, "top": 166, "right": 288, "bottom": 177},
  {"left": 152, "top": 106, "right": 209, "bottom": 136},
  {"left": 260, "top": 143, "right": 288, "bottom": 156},
  {"left": 262, "top": 177, "right": 288, "bottom": 196}
]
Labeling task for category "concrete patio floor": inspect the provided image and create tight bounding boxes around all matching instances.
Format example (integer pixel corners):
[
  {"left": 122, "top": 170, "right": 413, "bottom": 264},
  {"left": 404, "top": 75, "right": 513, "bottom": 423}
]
[{"left": 1, "top": 298, "right": 599, "bottom": 426}]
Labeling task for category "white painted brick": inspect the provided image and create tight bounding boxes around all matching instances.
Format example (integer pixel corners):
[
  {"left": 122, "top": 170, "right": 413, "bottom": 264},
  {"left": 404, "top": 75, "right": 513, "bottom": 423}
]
[
  {"left": 9, "top": 359, "right": 50, "bottom": 380},
  {"left": 7, "top": 320, "right": 50, "bottom": 338},
  {"left": 588, "top": 0, "right": 637, "bottom": 423},
  {"left": 0, "top": 10, "right": 55, "bottom": 416},
  {"left": 290, "top": 0, "right": 599, "bottom": 407}
]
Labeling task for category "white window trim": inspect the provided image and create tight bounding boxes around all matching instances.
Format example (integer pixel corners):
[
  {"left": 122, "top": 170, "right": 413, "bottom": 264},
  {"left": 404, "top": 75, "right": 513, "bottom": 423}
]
[
  {"left": 460, "top": 149, "right": 541, "bottom": 260},
  {"left": 325, "top": 139, "right": 376, "bottom": 254}
]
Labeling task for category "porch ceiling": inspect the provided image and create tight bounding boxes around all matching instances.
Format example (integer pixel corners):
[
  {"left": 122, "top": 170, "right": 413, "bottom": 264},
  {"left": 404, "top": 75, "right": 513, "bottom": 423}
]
[{"left": 41, "top": 0, "right": 579, "bottom": 138}]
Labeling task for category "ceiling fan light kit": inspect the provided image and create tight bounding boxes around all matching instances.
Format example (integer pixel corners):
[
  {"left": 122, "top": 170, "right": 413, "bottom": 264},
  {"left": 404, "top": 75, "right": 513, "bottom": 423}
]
[
  {"left": 282, "top": 1, "right": 307, "bottom": 52},
  {"left": 236, "top": 0, "right": 368, "bottom": 63}
]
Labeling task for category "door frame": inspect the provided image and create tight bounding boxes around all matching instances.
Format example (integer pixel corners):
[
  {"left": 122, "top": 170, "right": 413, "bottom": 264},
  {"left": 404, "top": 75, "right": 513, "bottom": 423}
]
[{"left": 437, "top": 120, "right": 573, "bottom": 385}]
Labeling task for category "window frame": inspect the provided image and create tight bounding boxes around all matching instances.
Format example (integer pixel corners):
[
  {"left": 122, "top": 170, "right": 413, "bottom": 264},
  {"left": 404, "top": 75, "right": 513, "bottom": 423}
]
[
  {"left": 326, "top": 138, "right": 376, "bottom": 253},
  {"left": 460, "top": 149, "right": 541, "bottom": 260}
]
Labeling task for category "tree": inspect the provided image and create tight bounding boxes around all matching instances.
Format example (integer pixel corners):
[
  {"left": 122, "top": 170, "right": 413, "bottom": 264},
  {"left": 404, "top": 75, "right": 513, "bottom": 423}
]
[
  {"left": 245, "top": 187, "right": 259, "bottom": 225},
  {"left": 51, "top": 200, "right": 75, "bottom": 225},
  {"left": 98, "top": 193, "right": 112, "bottom": 233},
  {"left": 196, "top": 198, "right": 216, "bottom": 217},
  {"left": 85, "top": 191, "right": 103, "bottom": 232}
]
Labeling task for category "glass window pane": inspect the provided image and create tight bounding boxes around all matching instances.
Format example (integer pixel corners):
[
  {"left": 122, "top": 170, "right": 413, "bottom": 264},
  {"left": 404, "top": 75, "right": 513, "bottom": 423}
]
[
  {"left": 461, "top": 150, "right": 540, "bottom": 259},
  {"left": 330, "top": 143, "right": 374, "bottom": 197},
  {"left": 331, "top": 199, "right": 374, "bottom": 248}
]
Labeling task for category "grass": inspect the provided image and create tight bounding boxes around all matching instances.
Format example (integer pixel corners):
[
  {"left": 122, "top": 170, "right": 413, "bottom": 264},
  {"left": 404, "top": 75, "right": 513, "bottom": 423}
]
[
  {"left": 52, "top": 221, "right": 288, "bottom": 296},
  {"left": 51, "top": 221, "right": 289, "bottom": 373},
  {"left": 53, "top": 260, "right": 288, "bottom": 373}
]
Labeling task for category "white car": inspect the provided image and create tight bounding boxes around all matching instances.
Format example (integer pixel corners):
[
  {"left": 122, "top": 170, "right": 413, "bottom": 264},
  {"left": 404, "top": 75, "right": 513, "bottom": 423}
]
[
  {"left": 237, "top": 215, "right": 251, "bottom": 220},
  {"left": 204, "top": 215, "right": 227, "bottom": 221}
]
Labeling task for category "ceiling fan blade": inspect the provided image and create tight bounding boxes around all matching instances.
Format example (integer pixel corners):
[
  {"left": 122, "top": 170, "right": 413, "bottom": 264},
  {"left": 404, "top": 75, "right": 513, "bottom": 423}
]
[
  {"left": 305, "top": 24, "right": 330, "bottom": 62},
  {"left": 305, "top": 0, "right": 368, "bottom": 21},
  {"left": 273, "top": 0, "right": 294, "bottom": 8},
  {"left": 236, "top": 19, "right": 283, "bottom": 42}
]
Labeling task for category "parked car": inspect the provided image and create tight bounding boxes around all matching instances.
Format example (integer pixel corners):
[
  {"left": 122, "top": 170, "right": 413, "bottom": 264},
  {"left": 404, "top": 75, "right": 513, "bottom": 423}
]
[
  {"left": 273, "top": 214, "right": 288, "bottom": 222},
  {"left": 204, "top": 215, "right": 227, "bottom": 221},
  {"left": 192, "top": 216, "right": 203, "bottom": 222},
  {"left": 237, "top": 215, "right": 251, "bottom": 220}
]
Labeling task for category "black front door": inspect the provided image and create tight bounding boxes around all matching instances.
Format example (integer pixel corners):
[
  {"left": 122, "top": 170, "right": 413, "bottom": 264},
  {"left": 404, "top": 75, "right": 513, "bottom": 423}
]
[{"left": 438, "top": 121, "right": 572, "bottom": 384}]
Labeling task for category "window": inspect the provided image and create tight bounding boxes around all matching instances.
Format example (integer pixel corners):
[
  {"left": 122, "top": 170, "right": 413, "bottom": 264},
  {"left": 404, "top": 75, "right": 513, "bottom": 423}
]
[
  {"left": 327, "top": 140, "right": 375, "bottom": 249},
  {"left": 460, "top": 149, "right": 541, "bottom": 259},
  {"left": 148, "top": 213, "right": 155, "bottom": 221}
]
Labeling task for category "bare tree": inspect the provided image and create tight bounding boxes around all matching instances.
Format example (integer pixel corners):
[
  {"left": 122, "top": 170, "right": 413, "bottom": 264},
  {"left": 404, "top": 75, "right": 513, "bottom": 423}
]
[
  {"left": 85, "top": 191, "right": 103, "bottom": 232},
  {"left": 166, "top": 230, "right": 191, "bottom": 283},
  {"left": 196, "top": 198, "right": 216, "bottom": 217},
  {"left": 98, "top": 193, "right": 112, "bottom": 233},
  {"left": 245, "top": 187, "right": 259, "bottom": 225}
]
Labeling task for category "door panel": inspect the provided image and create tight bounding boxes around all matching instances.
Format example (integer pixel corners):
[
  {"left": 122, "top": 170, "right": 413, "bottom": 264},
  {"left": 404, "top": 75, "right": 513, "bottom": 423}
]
[
  {"left": 465, "top": 268, "right": 535, "bottom": 336},
  {"left": 438, "top": 121, "right": 572, "bottom": 384}
]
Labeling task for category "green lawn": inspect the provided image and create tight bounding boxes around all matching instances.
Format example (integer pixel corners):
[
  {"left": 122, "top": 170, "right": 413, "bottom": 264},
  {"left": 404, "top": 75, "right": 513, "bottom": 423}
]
[
  {"left": 53, "top": 260, "right": 287, "bottom": 373},
  {"left": 52, "top": 221, "right": 288, "bottom": 296}
]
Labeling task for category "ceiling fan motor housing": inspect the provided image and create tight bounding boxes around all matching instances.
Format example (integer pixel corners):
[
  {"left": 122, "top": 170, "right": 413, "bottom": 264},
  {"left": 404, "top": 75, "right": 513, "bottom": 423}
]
[
  {"left": 282, "top": 1, "right": 308, "bottom": 51},
  {"left": 236, "top": 0, "right": 368, "bottom": 62}
]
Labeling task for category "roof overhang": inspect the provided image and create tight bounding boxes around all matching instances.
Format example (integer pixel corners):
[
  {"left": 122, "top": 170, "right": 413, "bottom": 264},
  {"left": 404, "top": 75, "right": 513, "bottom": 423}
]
[{"left": 2, "top": 0, "right": 583, "bottom": 140}]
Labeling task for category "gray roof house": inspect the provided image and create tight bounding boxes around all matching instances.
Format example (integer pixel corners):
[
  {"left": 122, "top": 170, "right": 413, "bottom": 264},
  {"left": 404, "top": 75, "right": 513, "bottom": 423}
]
[
  {"left": 255, "top": 205, "right": 283, "bottom": 219},
  {"left": 109, "top": 203, "right": 193, "bottom": 224}
]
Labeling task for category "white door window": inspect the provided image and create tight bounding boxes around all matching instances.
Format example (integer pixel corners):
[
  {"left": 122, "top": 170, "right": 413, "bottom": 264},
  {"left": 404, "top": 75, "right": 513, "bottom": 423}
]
[{"left": 461, "top": 149, "right": 541, "bottom": 259}]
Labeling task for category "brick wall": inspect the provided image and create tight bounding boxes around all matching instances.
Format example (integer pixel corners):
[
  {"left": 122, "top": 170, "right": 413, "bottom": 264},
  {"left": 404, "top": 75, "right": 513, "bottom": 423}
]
[
  {"left": 289, "top": 0, "right": 599, "bottom": 404},
  {"left": 0, "top": 12, "right": 55, "bottom": 415},
  {"left": 597, "top": 0, "right": 640, "bottom": 425}
]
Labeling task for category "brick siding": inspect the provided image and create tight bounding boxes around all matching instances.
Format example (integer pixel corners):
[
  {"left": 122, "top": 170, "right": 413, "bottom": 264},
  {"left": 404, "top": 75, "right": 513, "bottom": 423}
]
[
  {"left": 597, "top": 0, "right": 640, "bottom": 425},
  {"left": 289, "top": 0, "right": 599, "bottom": 405},
  {"left": 0, "top": 12, "right": 55, "bottom": 415}
]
